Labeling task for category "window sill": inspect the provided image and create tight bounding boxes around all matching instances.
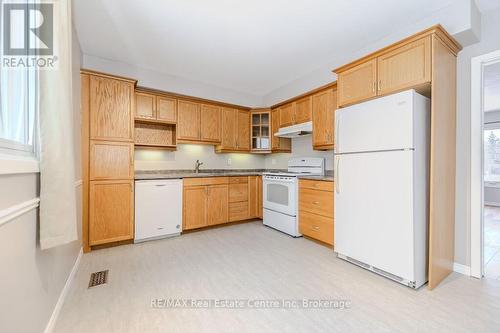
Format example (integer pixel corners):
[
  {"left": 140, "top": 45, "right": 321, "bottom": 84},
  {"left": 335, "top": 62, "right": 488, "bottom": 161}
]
[{"left": 0, "top": 154, "right": 39, "bottom": 175}]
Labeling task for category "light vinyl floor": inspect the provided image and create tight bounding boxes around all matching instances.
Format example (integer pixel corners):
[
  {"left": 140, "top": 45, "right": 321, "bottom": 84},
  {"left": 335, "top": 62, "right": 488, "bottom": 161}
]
[{"left": 55, "top": 221, "right": 500, "bottom": 333}]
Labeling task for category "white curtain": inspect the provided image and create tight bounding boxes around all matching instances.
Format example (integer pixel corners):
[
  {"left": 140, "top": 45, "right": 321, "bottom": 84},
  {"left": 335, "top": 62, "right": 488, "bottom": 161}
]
[{"left": 39, "top": 0, "right": 77, "bottom": 249}]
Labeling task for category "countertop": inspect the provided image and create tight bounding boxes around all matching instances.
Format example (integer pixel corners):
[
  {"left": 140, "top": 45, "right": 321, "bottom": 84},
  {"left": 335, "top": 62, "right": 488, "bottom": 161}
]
[{"left": 135, "top": 169, "right": 334, "bottom": 181}]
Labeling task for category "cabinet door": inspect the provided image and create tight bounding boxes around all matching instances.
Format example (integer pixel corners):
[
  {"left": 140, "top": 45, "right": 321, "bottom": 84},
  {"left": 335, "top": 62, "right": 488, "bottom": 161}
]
[
  {"left": 294, "top": 96, "right": 312, "bottom": 124},
  {"left": 177, "top": 100, "right": 201, "bottom": 140},
  {"left": 135, "top": 92, "right": 156, "bottom": 120},
  {"left": 271, "top": 109, "right": 280, "bottom": 150},
  {"left": 221, "top": 108, "right": 237, "bottom": 149},
  {"left": 207, "top": 185, "right": 228, "bottom": 226},
  {"left": 377, "top": 36, "right": 431, "bottom": 96},
  {"left": 89, "top": 180, "right": 134, "bottom": 245},
  {"left": 237, "top": 110, "right": 250, "bottom": 150},
  {"left": 90, "top": 76, "right": 134, "bottom": 141},
  {"left": 90, "top": 141, "right": 134, "bottom": 180},
  {"left": 183, "top": 186, "right": 207, "bottom": 230},
  {"left": 248, "top": 176, "right": 259, "bottom": 219},
  {"left": 312, "top": 89, "right": 335, "bottom": 149},
  {"left": 337, "top": 59, "right": 377, "bottom": 107},
  {"left": 279, "top": 103, "right": 295, "bottom": 127},
  {"left": 156, "top": 96, "right": 177, "bottom": 123},
  {"left": 200, "top": 104, "right": 221, "bottom": 143}
]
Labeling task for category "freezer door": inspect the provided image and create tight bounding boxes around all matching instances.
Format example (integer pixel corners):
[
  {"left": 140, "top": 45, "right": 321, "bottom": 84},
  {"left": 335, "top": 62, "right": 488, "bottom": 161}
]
[
  {"left": 335, "top": 90, "right": 416, "bottom": 153},
  {"left": 334, "top": 151, "right": 416, "bottom": 281}
]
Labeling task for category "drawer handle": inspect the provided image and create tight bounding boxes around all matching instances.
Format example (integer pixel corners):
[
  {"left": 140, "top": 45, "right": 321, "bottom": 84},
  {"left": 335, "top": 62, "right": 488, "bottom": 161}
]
[
  {"left": 313, "top": 201, "right": 319, "bottom": 205},
  {"left": 312, "top": 226, "right": 320, "bottom": 231}
]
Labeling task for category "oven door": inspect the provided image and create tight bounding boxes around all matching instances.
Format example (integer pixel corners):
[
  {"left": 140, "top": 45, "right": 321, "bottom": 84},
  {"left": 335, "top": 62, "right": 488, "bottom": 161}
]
[{"left": 263, "top": 176, "right": 296, "bottom": 216}]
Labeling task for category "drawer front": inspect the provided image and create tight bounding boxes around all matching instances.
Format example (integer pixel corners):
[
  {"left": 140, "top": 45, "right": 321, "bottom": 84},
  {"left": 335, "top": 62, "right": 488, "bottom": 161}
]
[
  {"left": 183, "top": 177, "right": 229, "bottom": 187},
  {"left": 299, "top": 179, "right": 334, "bottom": 192},
  {"left": 299, "top": 188, "right": 334, "bottom": 217},
  {"left": 299, "top": 210, "right": 334, "bottom": 245},
  {"left": 229, "top": 176, "right": 249, "bottom": 184},
  {"left": 229, "top": 183, "right": 248, "bottom": 203},
  {"left": 229, "top": 201, "right": 249, "bottom": 222}
]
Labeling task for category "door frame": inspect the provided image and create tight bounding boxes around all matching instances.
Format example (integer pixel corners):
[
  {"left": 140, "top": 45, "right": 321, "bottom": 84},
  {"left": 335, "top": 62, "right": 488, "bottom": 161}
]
[{"left": 470, "top": 50, "right": 500, "bottom": 279}]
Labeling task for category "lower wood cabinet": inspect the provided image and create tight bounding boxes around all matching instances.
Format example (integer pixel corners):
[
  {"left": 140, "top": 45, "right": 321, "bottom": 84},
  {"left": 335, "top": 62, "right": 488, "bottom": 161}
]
[
  {"left": 299, "top": 179, "right": 334, "bottom": 246},
  {"left": 89, "top": 180, "right": 134, "bottom": 246},
  {"left": 207, "top": 185, "right": 229, "bottom": 226}
]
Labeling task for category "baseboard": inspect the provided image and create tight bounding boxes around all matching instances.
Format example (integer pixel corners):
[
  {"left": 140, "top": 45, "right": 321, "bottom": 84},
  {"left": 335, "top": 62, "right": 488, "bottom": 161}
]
[
  {"left": 44, "top": 247, "right": 83, "bottom": 333},
  {"left": 453, "top": 262, "right": 471, "bottom": 276},
  {"left": 484, "top": 201, "right": 500, "bottom": 207}
]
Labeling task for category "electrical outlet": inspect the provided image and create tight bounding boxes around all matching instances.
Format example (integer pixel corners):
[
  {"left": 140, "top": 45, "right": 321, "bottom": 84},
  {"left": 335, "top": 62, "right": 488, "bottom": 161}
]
[{"left": 227, "top": 158, "right": 232, "bottom": 166}]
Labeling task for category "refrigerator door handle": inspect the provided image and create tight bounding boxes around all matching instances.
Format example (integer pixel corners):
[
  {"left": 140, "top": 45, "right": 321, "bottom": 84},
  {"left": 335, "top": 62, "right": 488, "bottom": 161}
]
[{"left": 335, "top": 156, "right": 340, "bottom": 194}]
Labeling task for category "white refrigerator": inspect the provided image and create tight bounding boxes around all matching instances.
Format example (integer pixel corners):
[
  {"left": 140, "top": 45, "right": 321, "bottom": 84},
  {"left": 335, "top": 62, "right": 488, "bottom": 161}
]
[{"left": 334, "top": 89, "right": 430, "bottom": 289}]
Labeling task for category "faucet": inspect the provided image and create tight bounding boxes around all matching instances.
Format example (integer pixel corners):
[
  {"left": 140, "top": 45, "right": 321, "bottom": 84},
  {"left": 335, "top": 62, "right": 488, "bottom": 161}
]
[{"left": 194, "top": 160, "right": 204, "bottom": 174}]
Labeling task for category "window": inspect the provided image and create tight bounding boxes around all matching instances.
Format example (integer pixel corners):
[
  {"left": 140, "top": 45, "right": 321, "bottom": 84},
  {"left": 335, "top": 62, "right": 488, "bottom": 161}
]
[
  {"left": 484, "top": 128, "right": 500, "bottom": 183},
  {"left": 0, "top": 65, "right": 37, "bottom": 155}
]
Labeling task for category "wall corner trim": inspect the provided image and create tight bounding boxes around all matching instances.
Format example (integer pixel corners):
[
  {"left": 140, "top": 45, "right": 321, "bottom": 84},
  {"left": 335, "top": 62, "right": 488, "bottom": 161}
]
[
  {"left": 44, "top": 247, "right": 83, "bottom": 333},
  {"left": 453, "top": 262, "right": 471, "bottom": 276},
  {"left": 0, "top": 198, "right": 40, "bottom": 228}
]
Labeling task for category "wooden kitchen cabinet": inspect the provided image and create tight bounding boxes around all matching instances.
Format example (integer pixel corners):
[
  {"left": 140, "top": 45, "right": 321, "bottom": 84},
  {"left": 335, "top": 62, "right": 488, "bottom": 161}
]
[
  {"left": 299, "top": 179, "right": 334, "bottom": 246},
  {"left": 248, "top": 176, "right": 259, "bottom": 219},
  {"left": 229, "top": 176, "right": 250, "bottom": 222},
  {"left": 177, "top": 100, "right": 201, "bottom": 141},
  {"left": 337, "top": 59, "right": 377, "bottom": 108},
  {"left": 257, "top": 176, "right": 263, "bottom": 219},
  {"left": 377, "top": 36, "right": 431, "bottom": 96},
  {"left": 270, "top": 108, "right": 291, "bottom": 152},
  {"left": 89, "top": 180, "right": 134, "bottom": 246},
  {"left": 183, "top": 186, "right": 209, "bottom": 230},
  {"left": 294, "top": 96, "right": 312, "bottom": 124},
  {"left": 279, "top": 103, "right": 295, "bottom": 127},
  {"left": 200, "top": 104, "right": 221, "bottom": 142},
  {"left": 312, "top": 88, "right": 336, "bottom": 150},
  {"left": 216, "top": 108, "right": 250, "bottom": 152},
  {"left": 89, "top": 141, "right": 134, "bottom": 180},
  {"left": 207, "top": 185, "right": 229, "bottom": 226},
  {"left": 156, "top": 96, "right": 177, "bottom": 123},
  {"left": 89, "top": 75, "right": 134, "bottom": 142},
  {"left": 135, "top": 92, "right": 156, "bottom": 120}
]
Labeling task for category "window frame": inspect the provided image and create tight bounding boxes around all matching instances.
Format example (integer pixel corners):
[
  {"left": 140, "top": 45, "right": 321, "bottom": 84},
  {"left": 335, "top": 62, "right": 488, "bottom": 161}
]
[{"left": 483, "top": 123, "right": 500, "bottom": 184}]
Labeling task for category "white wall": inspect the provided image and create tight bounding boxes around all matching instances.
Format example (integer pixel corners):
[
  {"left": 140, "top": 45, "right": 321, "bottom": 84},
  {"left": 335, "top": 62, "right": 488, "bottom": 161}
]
[
  {"left": 135, "top": 145, "right": 267, "bottom": 171},
  {"left": 264, "top": 136, "right": 333, "bottom": 170},
  {"left": 455, "top": 6, "right": 500, "bottom": 266},
  {"left": 0, "top": 24, "right": 83, "bottom": 333}
]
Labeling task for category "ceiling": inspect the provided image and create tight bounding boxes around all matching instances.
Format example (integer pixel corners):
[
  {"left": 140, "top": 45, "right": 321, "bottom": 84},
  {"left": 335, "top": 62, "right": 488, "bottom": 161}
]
[
  {"left": 73, "top": 0, "right": 498, "bottom": 98},
  {"left": 484, "top": 62, "right": 500, "bottom": 112}
]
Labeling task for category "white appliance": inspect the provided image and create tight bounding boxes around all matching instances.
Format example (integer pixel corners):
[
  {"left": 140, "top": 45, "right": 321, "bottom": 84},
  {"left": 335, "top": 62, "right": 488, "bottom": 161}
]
[
  {"left": 274, "top": 121, "right": 312, "bottom": 138},
  {"left": 263, "top": 157, "right": 325, "bottom": 236},
  {"left": 135, "top": 179, "right": 183, "bottom": 242},
  {"left": 334, "top": 89, "right": 430, "bottom": 289}
]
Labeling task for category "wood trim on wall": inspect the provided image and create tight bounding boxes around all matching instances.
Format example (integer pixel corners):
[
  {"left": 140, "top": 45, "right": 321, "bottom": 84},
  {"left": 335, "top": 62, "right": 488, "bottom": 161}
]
[
  {"left": 0, "top": 198, "right": 40, "bottom": 227},
  {"left": 81, "top": 73, "right": 91, "bottom": 253}
]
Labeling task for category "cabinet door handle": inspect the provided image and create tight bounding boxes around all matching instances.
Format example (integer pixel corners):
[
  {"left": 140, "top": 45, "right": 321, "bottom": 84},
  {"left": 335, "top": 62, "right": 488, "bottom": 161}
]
[
  {"left": 372, "top": 81, "right": 376, "bottom": 93},
  {"left": 312, "top": 226, "right": 320, "bottom": 231},
  {"left": 313, "top": 201, "right": 319, "bottom": 205},
  {"left": 378, "top": 80, "right": 382, "bottom": 91}
]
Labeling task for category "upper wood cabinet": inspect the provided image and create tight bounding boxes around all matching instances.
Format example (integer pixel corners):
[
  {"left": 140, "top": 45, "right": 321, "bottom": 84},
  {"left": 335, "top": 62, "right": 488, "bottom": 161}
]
[
  {"left": 279, "top": 103, "right": 295, "bottom": 127},
  {"left": 377, "top": 36, "right": 431, "bottom": 95},
  {"left": 270, "top": 108, "right": 291, "bottom": 152},
  {"left": 200, "top": 104, "right": 221, "bottom": 142},
  {"left": 90, "top": 75, "right": 134, "bottom": 142},
  {"left": 294, "top": 96, "right": 312, "bottom": 124},
  {"left": 156, "top": 96, "right": 177, "bottom": 123},
  {"left": 237, "top": 110, "right": 250, "bottom": 151},
  {"left": 251, "top": 110, "right": 271, "bottom": 152},
  {"left": 337, "top": 59, "right": 377, "bottom": 108},
  {"left": 216, "top": 108, "right": 250, "bottom": 152},
  {"left": 336, "top": 36, "right": 433, "bottom": 107},
  {"left": 135, "top": 92, "right": 156, "bottom": 120},
  {"left": 89, "top": 180, "right": 134, "bottom": 246},
  {"left": 177, "top": 100, "right": 201, "bottom": 141},
  {"left": 135, "top": 91, "right": 177, "bottom": 124},
  {"left": 312, "top": 88, "right": 336, "bottom": 150}
]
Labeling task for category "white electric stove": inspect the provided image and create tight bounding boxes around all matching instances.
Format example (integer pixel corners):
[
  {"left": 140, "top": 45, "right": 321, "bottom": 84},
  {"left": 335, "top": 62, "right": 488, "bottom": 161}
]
[{"left": 262, "top": 157, "right": 325, "bottom": 236}]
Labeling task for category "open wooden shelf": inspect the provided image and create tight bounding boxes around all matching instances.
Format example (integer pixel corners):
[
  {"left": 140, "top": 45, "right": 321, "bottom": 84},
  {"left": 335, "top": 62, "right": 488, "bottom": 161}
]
[{"left": 134, "top": 121, "right": 177, "bottom": 150}]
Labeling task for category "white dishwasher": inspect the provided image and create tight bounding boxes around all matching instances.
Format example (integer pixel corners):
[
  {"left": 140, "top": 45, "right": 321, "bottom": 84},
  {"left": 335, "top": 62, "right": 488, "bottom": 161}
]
[{"left": 135, "top": 179, "right": 183, "bottom": 243}]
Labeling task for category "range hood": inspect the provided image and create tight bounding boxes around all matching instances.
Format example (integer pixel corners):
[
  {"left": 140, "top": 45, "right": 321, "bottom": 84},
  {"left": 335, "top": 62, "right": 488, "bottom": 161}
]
[{"left": 274, "top": 121, "right": 312, "bottom": 138}]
